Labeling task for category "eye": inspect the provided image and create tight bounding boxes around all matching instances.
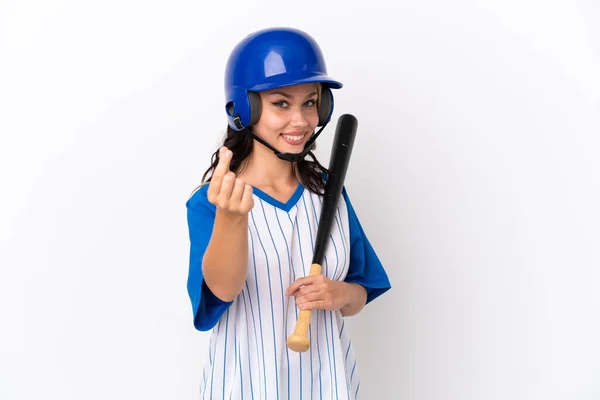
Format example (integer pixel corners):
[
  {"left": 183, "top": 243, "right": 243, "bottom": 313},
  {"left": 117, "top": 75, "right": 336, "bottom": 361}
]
[
  {"left": 271, "top": 100, "right": 289, "bottom": 108},
  {"left": 304, "top": 99, "right": 317, "bottom": 107}
]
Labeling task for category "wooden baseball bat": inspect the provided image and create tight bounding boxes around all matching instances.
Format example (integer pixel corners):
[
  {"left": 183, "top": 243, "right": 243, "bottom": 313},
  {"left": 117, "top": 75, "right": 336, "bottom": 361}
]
[{"left": 286, "top": 113, "right": 358, "bottom": 353}]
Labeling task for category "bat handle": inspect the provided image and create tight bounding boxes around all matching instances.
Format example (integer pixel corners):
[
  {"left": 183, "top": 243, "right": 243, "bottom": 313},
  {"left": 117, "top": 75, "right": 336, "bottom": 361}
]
[{"left": 286, "top": 263, "right": 322, "bottom": 353}]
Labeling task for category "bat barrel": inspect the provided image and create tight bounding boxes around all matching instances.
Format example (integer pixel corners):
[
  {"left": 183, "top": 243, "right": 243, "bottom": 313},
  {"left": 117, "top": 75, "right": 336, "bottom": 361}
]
[{"left": 311, "top": 114, "right": 358, "bottom": 265}]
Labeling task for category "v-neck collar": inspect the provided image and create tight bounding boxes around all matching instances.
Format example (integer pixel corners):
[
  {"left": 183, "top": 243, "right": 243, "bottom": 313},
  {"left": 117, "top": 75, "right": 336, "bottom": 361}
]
[{"left": 251, "top": 182, "right": 305, "bottom": 212}]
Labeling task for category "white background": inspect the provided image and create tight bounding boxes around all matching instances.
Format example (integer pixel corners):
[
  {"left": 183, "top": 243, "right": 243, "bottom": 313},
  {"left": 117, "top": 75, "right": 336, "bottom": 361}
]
[{"left": 1, "top": 0, "right": 599, "bottom": 399}]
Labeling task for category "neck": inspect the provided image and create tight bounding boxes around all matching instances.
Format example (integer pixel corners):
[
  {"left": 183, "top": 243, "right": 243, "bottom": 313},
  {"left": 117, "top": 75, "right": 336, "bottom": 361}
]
[{"left": 241, "top": 141, "right": 298, "bottom": 187}]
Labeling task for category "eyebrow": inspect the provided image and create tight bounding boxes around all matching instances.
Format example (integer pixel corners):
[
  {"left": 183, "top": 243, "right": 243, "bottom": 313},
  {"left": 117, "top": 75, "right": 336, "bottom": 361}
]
[{"left": 268, "top": 91, "right": 318, "bottom": 99}]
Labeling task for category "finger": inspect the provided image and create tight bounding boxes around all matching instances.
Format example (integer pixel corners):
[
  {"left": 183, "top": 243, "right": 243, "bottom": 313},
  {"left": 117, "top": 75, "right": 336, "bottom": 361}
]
[
  {"left": 240, "top": 184, "right": 254, "bottom": 211},
  {"left": 297, "top": 300, "right": 326, "bottom": 310},
  {"left": 207, "top": 176, "right": 222, "bottom": 203},
  {"left": 296, "top": 290, "right": 322, "bottom": 304},
  {"left": 286, "top": 278, "right": 309, "bottom": 296},
  {"left": 213, "top": 147, "right": 233, "bottom": 179},
  {"left": 218, "top": 172, "right": 236, "bottom": 202},
  {"left": 230, "top": 178, "right": 246, "bottom": 204},
  {"left": 285, "top": 276, "right": 319, "bottom": 296},
  {"left": 207, "top": 148, "right": 231, "bottom": 199},
  {"left": 290, "top": 282, "right": 322, "bottom": 298}
]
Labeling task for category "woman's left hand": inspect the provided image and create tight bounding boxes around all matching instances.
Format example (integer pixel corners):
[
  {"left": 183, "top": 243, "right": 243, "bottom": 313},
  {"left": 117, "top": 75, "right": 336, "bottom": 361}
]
[{"left": 285, "top": 275, "right": 349, "bottom": 311}]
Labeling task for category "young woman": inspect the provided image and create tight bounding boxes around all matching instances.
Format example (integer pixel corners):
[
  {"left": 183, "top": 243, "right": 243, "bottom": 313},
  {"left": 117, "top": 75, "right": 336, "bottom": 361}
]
[{"left": 186, "top": 27, "right": 391, "bottom": 400}]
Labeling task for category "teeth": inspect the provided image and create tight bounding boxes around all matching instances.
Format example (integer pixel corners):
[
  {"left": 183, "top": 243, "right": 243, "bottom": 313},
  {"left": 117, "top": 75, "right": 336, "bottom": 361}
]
[{"left": 283, "top": 134, "right": 305, "bottom": 141}]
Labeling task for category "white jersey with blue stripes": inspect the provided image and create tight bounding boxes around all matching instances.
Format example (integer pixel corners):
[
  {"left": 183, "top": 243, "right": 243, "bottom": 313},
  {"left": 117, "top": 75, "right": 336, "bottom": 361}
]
[{"left": 186, "top": 182, "right": 391, "bottom": 400}]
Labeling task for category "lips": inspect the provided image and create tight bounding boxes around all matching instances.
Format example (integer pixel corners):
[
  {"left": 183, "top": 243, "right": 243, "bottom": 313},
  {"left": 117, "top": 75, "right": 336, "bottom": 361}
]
[{"left": 281, "top": 132, "right": 306, "bottom": 145}]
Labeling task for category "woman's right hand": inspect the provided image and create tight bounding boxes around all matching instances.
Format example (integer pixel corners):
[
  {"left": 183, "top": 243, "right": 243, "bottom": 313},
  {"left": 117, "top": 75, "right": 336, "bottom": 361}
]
[{"left": 207, "top": 146, "right": 254, "bottom": 215}]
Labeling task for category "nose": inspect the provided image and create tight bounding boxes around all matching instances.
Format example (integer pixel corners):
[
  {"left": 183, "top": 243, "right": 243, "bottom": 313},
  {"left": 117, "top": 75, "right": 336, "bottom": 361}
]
[{"left": 289, "top": 106, "right": 309, "bottom": 128}]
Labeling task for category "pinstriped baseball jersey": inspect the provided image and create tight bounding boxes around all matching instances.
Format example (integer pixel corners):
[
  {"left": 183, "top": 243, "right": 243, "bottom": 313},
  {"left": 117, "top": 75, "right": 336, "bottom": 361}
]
[{"left": 186, "top": 182, "right": 391, "bottom": 400}]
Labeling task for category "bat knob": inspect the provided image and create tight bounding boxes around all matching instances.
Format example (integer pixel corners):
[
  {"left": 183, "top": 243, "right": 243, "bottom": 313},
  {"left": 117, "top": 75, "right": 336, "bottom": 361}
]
[{"left": 287, "top": 334, "right": 310, "bottom": 353}]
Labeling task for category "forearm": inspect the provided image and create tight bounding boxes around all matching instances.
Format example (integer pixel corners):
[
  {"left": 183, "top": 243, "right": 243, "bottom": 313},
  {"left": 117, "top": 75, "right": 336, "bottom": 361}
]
[
  {"left": 340, "top": 282, "right": 368, "bottom": 317},
  {"left": 202, "top": 209, "right": 248, "bottom": 302}
]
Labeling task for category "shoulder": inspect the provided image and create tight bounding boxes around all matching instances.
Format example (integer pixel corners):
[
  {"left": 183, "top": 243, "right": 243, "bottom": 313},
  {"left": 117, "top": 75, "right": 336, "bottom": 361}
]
[
  {"left": 186, "top": 183, "right": 215, "bottom": 212},
  {"left": 340, "top": 186, "right": 355, "bottom": 216},
  {"left": 185, "top": 184, "right": 217, "bottom": 241}
]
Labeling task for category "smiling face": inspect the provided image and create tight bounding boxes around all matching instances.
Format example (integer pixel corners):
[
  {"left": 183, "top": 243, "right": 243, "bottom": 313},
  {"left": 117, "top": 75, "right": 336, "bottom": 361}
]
[{"left": 252, "top": 83, "right": 320, "bottom": 154}]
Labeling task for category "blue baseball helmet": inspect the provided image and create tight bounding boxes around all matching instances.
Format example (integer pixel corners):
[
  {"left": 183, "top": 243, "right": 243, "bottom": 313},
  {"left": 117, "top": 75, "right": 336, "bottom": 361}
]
[{"left": 224, "top": 27, "right": 343, "bottom": 131}]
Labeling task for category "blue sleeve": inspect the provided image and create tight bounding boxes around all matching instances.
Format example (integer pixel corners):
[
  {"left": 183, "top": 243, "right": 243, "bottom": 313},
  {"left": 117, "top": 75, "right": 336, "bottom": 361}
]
[
  {"left": 342, "top": 187, "right": 391, "bottom": 304},
  {"left": 185, "top": 185, "right": 233, "bottom": 331}
]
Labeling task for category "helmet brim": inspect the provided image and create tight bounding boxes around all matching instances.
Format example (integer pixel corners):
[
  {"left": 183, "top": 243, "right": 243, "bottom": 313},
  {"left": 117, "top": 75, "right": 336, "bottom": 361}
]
[{"left": 246, "top": 75, "right": 343, "bottom": 92}]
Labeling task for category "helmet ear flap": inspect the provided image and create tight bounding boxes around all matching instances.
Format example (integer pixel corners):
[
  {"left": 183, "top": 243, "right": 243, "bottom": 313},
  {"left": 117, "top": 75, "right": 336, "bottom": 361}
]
[
  {"left": 318, "top": 86, "right": 333, "bottom": 126},
  {"left": 248, "top": 92, "right": 262, "bottom": 127},
  {"left": 226, "top": 90, "right": 262, "bottom": 130},
  {"left": 225, "top": 101, "right": 243, "bottom": 130}
]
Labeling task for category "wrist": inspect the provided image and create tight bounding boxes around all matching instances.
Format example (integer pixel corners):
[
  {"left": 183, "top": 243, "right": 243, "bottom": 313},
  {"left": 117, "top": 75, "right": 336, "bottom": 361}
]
[
  {"left": 340, "top": 282, "right": 367, "bottom": 316},
  {"left": 216, "top": 208, "right": 248, "bottom": 226},
  {"left": 342, "top": 282, "right": 357, "bottom": 308}
]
